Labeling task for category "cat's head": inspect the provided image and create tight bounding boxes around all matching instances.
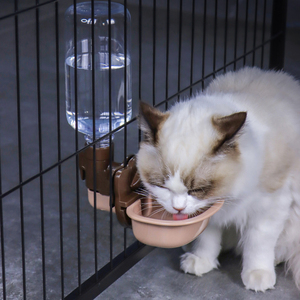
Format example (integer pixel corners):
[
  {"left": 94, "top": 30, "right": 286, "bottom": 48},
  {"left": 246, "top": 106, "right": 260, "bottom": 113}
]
[{"left": 136, "top": 100, "right": 247, "bottom": 216}]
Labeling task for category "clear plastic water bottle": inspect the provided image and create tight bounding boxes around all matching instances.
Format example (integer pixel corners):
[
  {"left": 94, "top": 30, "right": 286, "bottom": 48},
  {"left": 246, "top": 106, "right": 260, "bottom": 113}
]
[{"left": 65, "top": 1, "right": 132, "bottom": 147}]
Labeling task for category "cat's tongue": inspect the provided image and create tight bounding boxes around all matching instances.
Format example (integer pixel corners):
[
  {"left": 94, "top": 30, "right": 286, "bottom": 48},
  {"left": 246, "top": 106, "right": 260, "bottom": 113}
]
[{"left": 173, "top": 213, "right": 189, "bottom": 221}]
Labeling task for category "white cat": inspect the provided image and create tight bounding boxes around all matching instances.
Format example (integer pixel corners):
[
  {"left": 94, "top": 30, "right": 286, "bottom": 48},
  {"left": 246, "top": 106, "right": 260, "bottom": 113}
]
[{"left": 136, "top": 67, "right": 300, "bottom": 292}]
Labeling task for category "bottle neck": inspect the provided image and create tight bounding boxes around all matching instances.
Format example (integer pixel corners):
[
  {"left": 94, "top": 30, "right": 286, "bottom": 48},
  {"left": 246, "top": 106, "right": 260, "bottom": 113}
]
[{"left": 84, "top": 134, "right": 113, "bottom": 148}]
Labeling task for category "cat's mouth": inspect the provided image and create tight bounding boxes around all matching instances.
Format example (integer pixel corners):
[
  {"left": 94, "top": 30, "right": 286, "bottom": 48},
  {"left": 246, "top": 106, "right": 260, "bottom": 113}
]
[
  {"left": 171, "top": 203, "right": 215, "bottom": 220},
  {"left": 173, "top": 213, "right": 189, "bottom": 220}
]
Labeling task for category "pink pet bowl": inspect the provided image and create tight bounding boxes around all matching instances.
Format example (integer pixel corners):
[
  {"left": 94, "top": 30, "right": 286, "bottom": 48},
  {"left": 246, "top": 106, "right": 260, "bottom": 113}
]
[{"left": 126, "top": 198, "right": 224, "bottom": 248}]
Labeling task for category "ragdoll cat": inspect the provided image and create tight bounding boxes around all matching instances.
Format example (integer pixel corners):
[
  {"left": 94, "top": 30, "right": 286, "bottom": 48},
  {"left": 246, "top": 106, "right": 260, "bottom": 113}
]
[{"left": 136, "top": 67, "right": 300, "bottom": 292}]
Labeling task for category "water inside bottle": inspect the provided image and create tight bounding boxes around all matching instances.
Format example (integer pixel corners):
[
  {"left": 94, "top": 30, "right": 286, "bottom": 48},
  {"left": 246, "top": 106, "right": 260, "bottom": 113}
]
[{"left": 65, "top": 51, "right": 132, "bottom": 144}]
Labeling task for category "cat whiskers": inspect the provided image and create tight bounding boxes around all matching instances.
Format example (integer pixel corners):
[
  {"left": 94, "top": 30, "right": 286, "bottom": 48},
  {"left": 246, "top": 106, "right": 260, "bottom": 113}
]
[
  {"left": 139, "top": 204, "right": 162, "bottom": 213},
  {"left": 148, "top": 207, "right": 166, "bottom": 218},
  {"left": 193, "top": 195, "right": 235, "bottom": 215},
  {"left": 134, "top": 187, "right": 150, "bottom": 198},
  {"left": 161, "top": 210, "right": 168, "bottom": 220}
]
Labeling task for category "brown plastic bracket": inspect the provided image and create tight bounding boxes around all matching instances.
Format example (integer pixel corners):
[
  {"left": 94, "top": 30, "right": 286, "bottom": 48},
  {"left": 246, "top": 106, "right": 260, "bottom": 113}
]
[
  {"left": 114, "top": 156, "right": 142, "bottom": 227},
  {"left": 78, "top": 145, "right": 142, "bottom": 227},
  {"left": 78, "top": 144, "right": 123, "bottom": 197}
]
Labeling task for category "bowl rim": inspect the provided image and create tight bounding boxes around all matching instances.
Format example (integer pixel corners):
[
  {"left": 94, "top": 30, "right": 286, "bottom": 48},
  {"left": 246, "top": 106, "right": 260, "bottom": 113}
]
[{"left": 126, "top": 199, "right": 224, "bottom": 227}]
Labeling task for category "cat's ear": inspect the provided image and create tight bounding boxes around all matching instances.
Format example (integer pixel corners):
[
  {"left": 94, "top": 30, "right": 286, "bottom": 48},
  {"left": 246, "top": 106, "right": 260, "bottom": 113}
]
[
  {"left": 212, "top": 112, "right": 247, "bottom": 153},
  {"left": 139, "top": 101, "right": 168, "bottom": 143}
]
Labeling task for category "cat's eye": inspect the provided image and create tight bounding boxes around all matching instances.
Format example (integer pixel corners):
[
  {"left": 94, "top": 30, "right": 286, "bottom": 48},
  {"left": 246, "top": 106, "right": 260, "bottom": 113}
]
[
  {"left": 188, "top": 185, "right": 212, "bottom": 195},
  {"left": 152, "top": 184, "right": 168, "bottom": 190},
  {"left": 188, "top": 188, "right": 203, "bottom": 194}
]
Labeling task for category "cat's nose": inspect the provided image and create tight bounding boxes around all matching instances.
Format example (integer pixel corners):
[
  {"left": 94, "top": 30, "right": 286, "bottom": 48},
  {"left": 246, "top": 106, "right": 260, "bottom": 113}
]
[
  {"left": 172, "top": 195, "right": 187, "bottom": 212},
  {"left": 173, "top": 206, "right": 185, "bottom": 213}
]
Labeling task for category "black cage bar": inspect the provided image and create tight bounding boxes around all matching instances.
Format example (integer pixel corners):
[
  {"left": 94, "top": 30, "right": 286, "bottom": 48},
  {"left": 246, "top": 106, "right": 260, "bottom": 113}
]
[{"left": 0, "top": 0, "right": 287, "bottom": 299}]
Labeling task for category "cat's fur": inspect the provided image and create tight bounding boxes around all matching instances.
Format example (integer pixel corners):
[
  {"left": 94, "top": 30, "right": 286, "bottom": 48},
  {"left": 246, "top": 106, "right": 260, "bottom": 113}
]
[{"left": 136, "top": 67, "right": 300, "bottom": 292}]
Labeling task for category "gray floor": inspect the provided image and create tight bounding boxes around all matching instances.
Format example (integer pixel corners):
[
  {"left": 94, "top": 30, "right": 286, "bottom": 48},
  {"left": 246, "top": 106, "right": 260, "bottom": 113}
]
[
  {"left": 1, "top": 0, "right": 300, "bottom": 299},
  {"left": 100, "top": 249, "right": 300, "bottom": 300}
]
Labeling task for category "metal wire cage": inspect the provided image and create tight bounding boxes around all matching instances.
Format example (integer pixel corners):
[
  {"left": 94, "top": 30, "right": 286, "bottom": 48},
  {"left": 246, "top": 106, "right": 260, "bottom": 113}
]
[{"left": 0, "top": 0, "right": 287, "bottom": 299}]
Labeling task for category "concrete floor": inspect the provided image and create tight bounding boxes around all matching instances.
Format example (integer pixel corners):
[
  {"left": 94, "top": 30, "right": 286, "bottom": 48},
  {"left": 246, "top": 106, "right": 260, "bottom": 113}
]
[
  {"left": 100, "top": 249, "right": 300, "bottom": 300},
  {"left": 0, "top": 0, "right": 300, "bottom": 299}
]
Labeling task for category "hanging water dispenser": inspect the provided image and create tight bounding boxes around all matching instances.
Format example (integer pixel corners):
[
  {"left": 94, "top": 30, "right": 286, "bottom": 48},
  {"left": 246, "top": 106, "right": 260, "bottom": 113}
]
[
  {"left": 65, "top": 1, "right": 132, "bottom": 146},
  {"left": 64, "top": 1, "right": 134, "bottom": 215}
]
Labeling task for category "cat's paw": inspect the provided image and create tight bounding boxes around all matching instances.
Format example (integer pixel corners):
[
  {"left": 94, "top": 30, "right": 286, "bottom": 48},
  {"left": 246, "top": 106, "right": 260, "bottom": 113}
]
[
  {"left": 180, "top": 253, "right": 217, "bottom": 276},
  {"left": 242, "top": 269, "right": 276, "bottom": 292}
]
